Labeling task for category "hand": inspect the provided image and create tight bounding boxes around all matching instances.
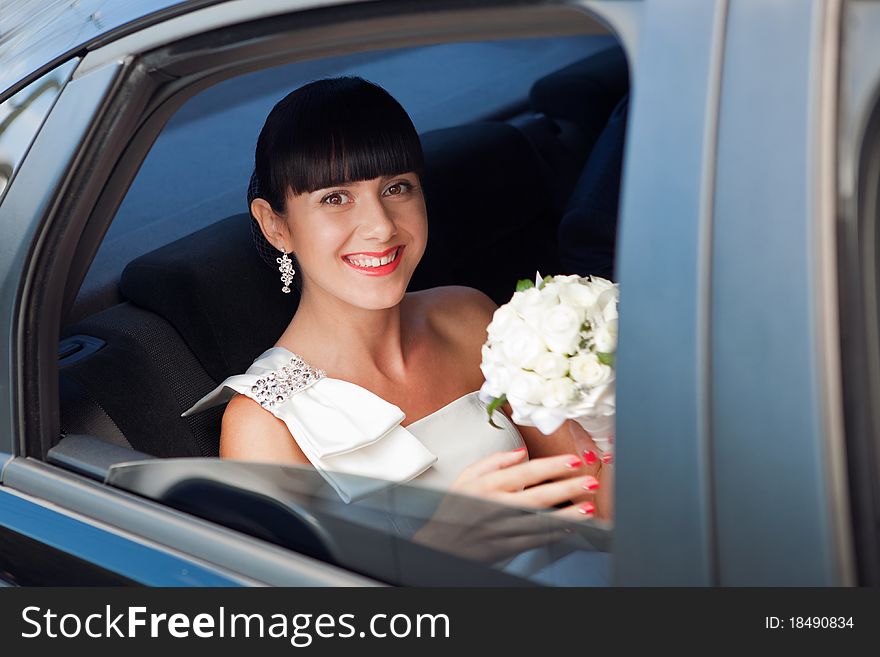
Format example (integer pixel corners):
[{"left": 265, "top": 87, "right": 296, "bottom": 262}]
[
  {"left": 411, "top": 449, "right": 599, "bottom": 563},
  {"left": 512, "top": 419, "right": 614, "bottom": 521},
  {"left": 449, "top": 448, "right": 600, "bottom": 517},
  {"left": 566, "top": 421, "right": 614, "bottom": 522}
]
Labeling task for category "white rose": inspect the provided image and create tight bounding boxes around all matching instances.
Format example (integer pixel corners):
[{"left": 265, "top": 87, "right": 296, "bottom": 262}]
[
  {"left": 538, "top": 281, "right": 563, "bottom": 299},
  {"left": 568, "top": 381, "right": 615, "bottom": 417},
  {"left": 558, "top": 280, "right": 598, "bottom": 309},
  {"left": 540, "top": 305, "right": 583, "bottom": 355},
  {"left": 481, "top": 343, "right": 504, "bottom": 367},
  {"left": 500, "top": 323, "right": 546, "bottom": 369},
  {"left": 531, "top": 351, "right": 569, "bottom": 379},
  {"left": 589, "top": 276, "right": 615, "bottom": 294},
  {"left": 569, "top": 353, "right": 614, "bottom": 387},
  {"left": 551, "top": 274, "right": 582, "bottom": 284},
  {"left": 597, "top": 287, "right": 619, "bottom": 322},
  {"left": 479, "top": 362, "right": 513, "bottom": 398},
  {"left": 581, "top": 381, "right": 615, "bottom": 412},
  {"left": 592, "top": 320, "right": 617, "bottom": 353},
  {"left": 487, "top": 305, "right": 518, "bottom": 342},
  {"left": 509, "top": 287, "right": 545, "bottom": 313},
  {"left": 540, "top": 377, "right": 577, "bottom": 408},
  {"left": 507, "top": 371, "right": 546, "bottom": 405},
  {"left": 512, "top": 286, "right": 559, "bottom": 331}
]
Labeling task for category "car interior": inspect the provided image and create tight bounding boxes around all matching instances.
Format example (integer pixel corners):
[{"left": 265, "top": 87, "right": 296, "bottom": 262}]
[{"left": 50, "top": 36, "right": 630, "bottom": 484}]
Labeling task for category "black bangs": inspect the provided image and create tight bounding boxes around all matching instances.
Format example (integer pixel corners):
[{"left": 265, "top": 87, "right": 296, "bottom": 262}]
[{"left": 254, "top": 77, "right": 423, "bottom": 213}]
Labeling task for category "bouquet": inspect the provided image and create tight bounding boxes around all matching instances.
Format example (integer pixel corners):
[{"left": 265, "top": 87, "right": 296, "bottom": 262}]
[{"left": 478, "top": 273, "right": 618, "bottom": 452}]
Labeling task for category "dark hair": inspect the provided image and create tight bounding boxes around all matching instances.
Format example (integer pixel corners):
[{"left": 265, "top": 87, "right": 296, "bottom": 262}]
[{"left": 249, "top": 77, "right": 424, "bottom": 269}]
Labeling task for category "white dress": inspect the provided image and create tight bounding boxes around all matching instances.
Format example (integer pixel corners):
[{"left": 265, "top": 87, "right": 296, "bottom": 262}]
[
  {"left": 183, "top": 346, "right": 611, "bottom": 585},
  {"left": 184, "top": 346, "right": 525, "bottom": 503}
]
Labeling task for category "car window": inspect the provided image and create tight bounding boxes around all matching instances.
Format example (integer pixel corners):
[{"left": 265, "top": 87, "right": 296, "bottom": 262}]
[
  {"left": 73, "top": 34, "right": 615, "bottom": 321},
  {"left": 56, "top": 26, "right": 629, "bottom": 587},
  {"left": 106, "top": 459, "right": 612, "bottom": 586}
]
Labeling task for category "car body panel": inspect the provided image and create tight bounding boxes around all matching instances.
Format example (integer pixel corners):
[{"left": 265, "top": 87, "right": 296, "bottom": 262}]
[
  {"left": 0, "top": 0, "right": 218, "bottom": 100},
  {"left": 0, "top": 0, "right": 870, "bottom": 585},
  {"left": 3, "top": 457, "right": 379, "bottom": 585},
  {"left": 0, "top": 485, "right": 254, "bottom": 585},
  {"left": 613, "top": 0, "right": 725, "bottom": 586},
  {"left": 711, "top": 0, "right": 851, "bottom": 585},
  {"left": 0, "top": 57, "right": 114, "bottom": 458}
]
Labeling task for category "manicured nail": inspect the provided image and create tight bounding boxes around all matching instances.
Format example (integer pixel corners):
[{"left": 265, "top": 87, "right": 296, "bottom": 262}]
[
  {"left": 601, "top": 452, "right": 614, "bottom": 464},
  {"left": 511, "top": 447, "right": 527, "bottom": 453},
  {"left": 578, "top": 502, "right": 595, "bottom": 517},
  {"left": 582, "top": 450, "right": 597, "bottom": 465},
  {"left": 581, "top": 476, "right": 600, "bottom": 491},
  {"left": 565, "top": 457, "right": 584, "bottom": 469}
]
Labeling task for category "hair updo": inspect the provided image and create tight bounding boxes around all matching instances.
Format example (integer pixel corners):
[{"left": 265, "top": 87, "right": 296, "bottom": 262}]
[{"left": 248, "top": 76, "right": 424, "bottom": 269}]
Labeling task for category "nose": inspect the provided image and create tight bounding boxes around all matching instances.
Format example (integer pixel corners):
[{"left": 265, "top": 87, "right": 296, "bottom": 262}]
[{"left": 357, "top": 195, "right": 397, "bottom": 242}]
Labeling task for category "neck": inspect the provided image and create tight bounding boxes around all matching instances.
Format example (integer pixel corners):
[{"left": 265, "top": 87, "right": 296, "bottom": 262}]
[{"left": 280, "top": 287, "right": 409, "bottom": 381}]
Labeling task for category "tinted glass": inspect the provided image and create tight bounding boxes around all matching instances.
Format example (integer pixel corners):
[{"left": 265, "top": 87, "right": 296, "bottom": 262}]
[{"left": 108, "top": 459, "right": 612, "bottom": 587}]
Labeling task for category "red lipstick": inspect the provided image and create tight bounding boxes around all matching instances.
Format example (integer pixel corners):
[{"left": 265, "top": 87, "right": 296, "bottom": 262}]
[{"left": 341, "top": 245, "right": 405, "bottom": 276}]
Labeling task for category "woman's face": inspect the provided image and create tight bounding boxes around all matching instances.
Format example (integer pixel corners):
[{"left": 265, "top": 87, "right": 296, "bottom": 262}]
[{"left": 282, "top": 172, "right": 427, "bottom": 310}]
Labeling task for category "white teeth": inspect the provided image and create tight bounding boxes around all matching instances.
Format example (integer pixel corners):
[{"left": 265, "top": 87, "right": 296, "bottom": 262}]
[{"left": 346, "top": 249, "right": 399, "bottom": 268}]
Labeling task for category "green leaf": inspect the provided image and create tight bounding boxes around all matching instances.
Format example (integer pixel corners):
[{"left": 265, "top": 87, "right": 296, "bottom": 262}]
[
  {"left": 486, "top": 394, "right": 508, "bottom": 429},
  {"left": 597, "top": 352, "right": 615, "bottom": 368},
  {"left": 516, "top": 279, "right": 534, "bottom": 292},
  {"left": 543, "top": 275, "right": 554, "bottom": 286}
]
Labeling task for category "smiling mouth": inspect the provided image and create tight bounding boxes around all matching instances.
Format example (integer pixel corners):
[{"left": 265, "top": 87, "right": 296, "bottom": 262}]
[{"left": 341, "top": 245, "right": 404, "bottom": 275}]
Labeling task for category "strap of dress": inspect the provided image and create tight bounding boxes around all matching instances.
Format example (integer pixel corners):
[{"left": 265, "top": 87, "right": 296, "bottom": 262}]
[{"left": 183, "top": 347, "right": 437, "bottom": 502}]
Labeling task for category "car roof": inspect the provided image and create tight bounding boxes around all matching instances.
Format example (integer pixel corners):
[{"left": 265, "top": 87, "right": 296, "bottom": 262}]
[{"left": 0, "top": 0, "right": 220, "bottom": 100}]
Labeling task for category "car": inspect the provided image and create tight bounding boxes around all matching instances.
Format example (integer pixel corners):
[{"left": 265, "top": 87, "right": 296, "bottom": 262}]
[{"left": 0, "top": 0, "right": 877, "bottom": 587}]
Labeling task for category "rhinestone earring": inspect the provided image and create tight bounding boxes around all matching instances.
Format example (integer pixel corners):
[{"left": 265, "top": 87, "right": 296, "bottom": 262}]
[{"left": 277, "top": 249, "right": 295, "bottom": 293}]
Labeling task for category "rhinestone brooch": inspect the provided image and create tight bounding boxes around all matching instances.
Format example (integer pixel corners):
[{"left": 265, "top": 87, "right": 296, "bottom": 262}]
[{"left": 250, "top": 355, "right": 325, "bottom": 409}]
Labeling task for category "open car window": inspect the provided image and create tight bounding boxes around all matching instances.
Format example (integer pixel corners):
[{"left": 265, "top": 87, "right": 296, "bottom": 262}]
[
  {"left": 105, "top": 457, "right": 612, "bottom": 586},
  {"left": 48, "top": 5, "right": 629, "bottom": 587}
]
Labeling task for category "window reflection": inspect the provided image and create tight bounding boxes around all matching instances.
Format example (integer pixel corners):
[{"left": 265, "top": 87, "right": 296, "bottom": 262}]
[{"left": 0, "top": 59, "right": 75, "bottom": 200}]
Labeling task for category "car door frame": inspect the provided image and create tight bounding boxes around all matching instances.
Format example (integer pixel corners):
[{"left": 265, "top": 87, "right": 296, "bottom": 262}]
[{"left": 0, "top": 0, "right": 642, "bottom": 586}]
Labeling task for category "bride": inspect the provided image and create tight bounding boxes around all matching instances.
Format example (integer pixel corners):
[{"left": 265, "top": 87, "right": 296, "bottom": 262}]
[{"left": 185, "top": 77, "right": 612, "bottom": 532}]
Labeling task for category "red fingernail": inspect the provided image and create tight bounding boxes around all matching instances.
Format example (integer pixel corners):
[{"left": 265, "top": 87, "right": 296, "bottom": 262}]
[
  {"left": 601, "top": 453, "right": 614, "bottom": 464},
  {"left": 581, "top": 476, "right": 600, "bottom": 491},
  {"left": 578, "top": 502, "right": 595, "bottom": 516},
  {"left": 565, "top": 457, "right": 583, "bottom": 468},
  {"left": 583, "top": 450, "right": 597, "bottom": 465},
  {"left": 511, "top": 447, "right": 527, "bottom": 453}
]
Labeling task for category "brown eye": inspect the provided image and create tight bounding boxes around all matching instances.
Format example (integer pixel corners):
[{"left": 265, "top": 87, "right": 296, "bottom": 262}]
[
  {"left": 384, "top": 181, "right": 411, "bottom": 196},
  {"left": 321, "top": 191, "right": 352, "bottom": 205}
]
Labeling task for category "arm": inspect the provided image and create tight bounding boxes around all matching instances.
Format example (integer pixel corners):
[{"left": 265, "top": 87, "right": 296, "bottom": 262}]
[{"left": 219, "top": 393, "right": 311, "bottom": 465}]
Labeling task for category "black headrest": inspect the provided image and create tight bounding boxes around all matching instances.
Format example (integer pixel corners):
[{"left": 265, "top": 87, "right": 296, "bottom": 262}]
[
  {"left": 529, "top": 45, "right": 629, "bottom": 133},
  {"left": 558, "top": 93, "right": 629, "bottom": 280},
  {"left": 121, "top": 214, "right": 298, "bottom": 382},
  {"left": 411, "top": 122, "right": 558, "bottom": 301},
  {"left": 121, "top": 122, "right": 558, "bottom": 380}
]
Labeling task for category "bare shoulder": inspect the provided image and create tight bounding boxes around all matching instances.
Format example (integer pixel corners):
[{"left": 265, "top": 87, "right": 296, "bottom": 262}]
[
  {"left": 409, "top": 285, "right": 497, "bottom": 331},
  {"left": 407, "top": 285, "right": 498, "bottom": 357},
  {"left": 220, "top": 393, "right": 310, "bottom": 464}
]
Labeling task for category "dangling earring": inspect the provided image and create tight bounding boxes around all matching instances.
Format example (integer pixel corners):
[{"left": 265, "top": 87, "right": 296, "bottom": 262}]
[{"left": 277, "top": 248, "right": 295, "bottom": 293}]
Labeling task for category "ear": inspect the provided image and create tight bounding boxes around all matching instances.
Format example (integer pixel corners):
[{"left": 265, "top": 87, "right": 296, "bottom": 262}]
[{"left": 250, "top": 198, "right": 291, "bottom": 252}]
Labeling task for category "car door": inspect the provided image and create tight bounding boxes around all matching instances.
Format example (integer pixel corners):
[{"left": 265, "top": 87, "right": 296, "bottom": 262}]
[{"left": 0, "top": 0, "right": 865, "bottom": 586}]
